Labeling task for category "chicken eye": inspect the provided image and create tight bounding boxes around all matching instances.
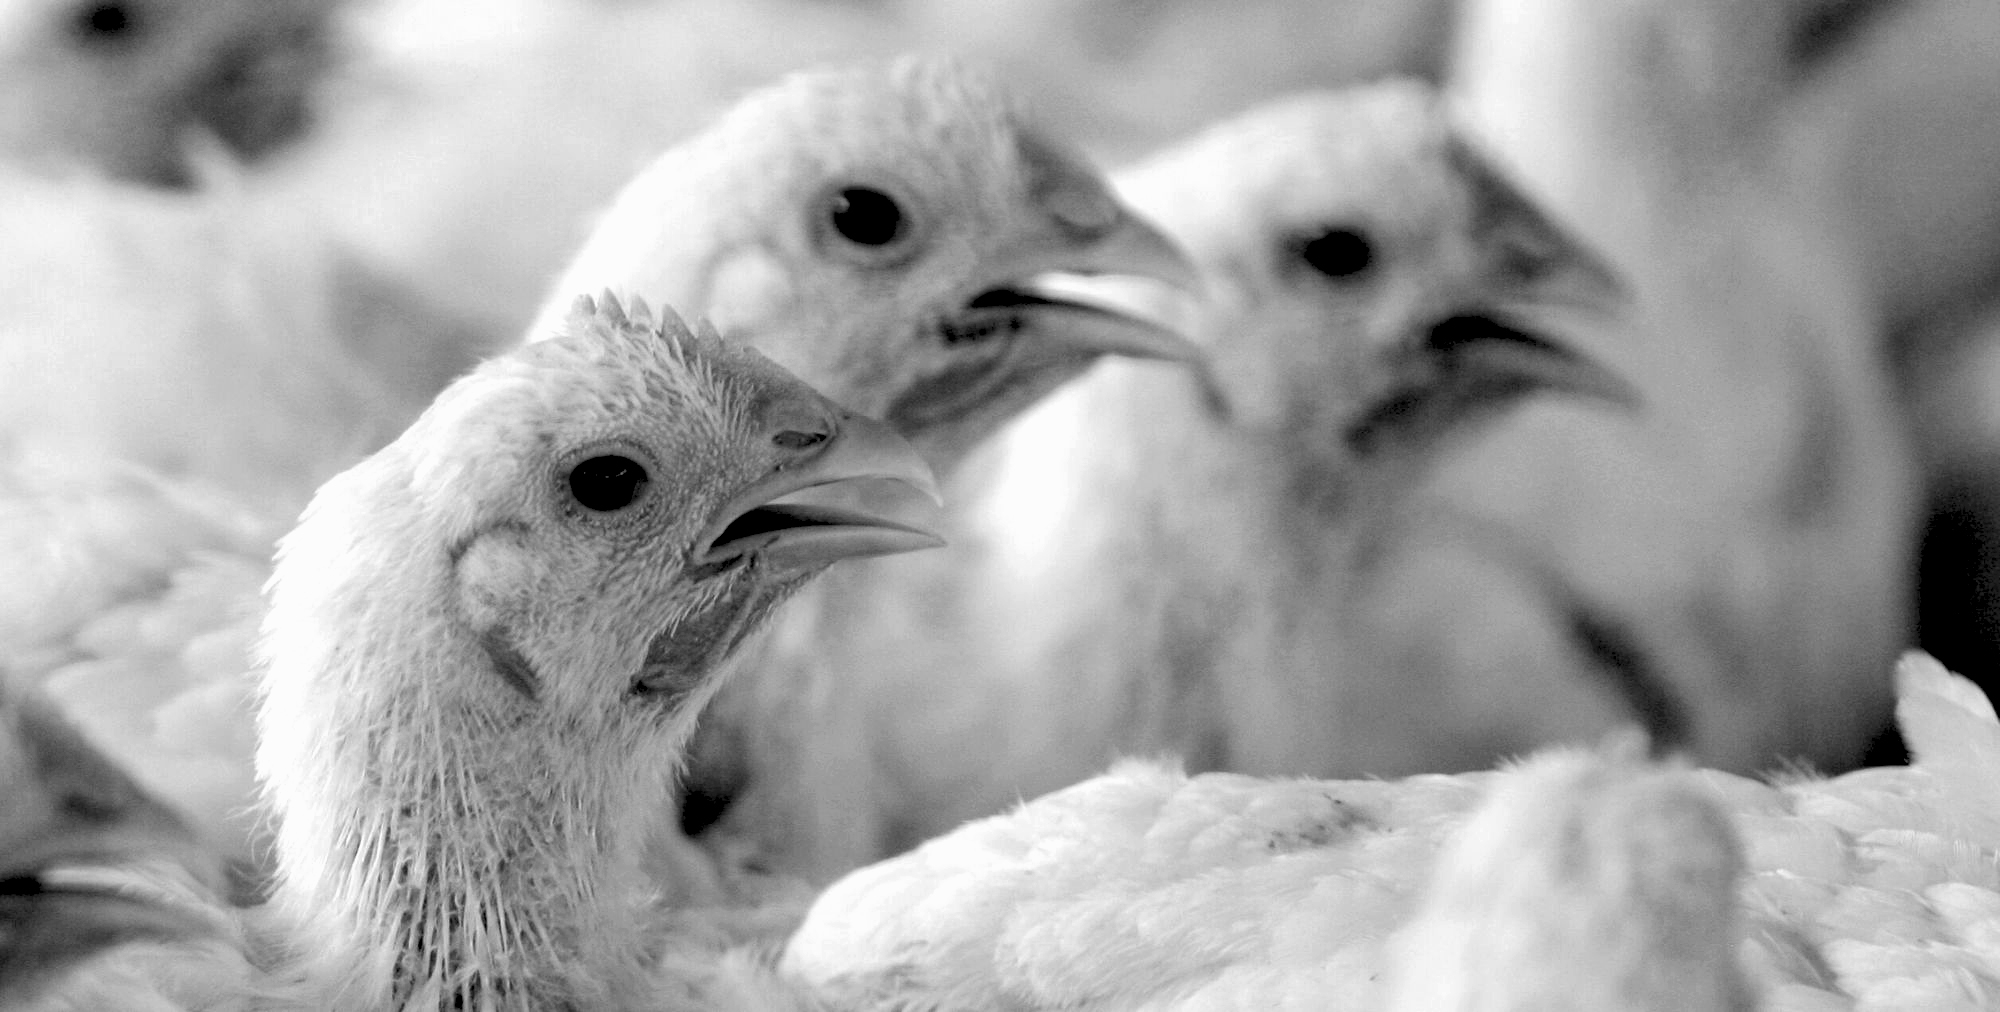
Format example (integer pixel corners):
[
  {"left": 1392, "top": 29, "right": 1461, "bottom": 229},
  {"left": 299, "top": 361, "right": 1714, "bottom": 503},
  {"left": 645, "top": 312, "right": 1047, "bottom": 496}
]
[
  {"left": 828, "top": 187, "right": 907, "bottom": 248},
  {"left": 1297, "top": 227, "right": 1375, "bottom": 280},
  {"left": 567, "top": 455, "right": 649, "bottom": 513}
]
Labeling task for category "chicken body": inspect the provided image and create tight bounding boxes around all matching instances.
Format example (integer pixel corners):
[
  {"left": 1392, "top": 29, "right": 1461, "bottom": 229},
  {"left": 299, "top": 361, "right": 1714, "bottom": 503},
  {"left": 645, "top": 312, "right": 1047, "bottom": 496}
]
[
  {"left": 0, "top": 166, "right": 474, "bottom": 508},
  {"left": 30, "top": 295, "right": 941, "bottom": 1011},
  {"left": 1448, "top": 0, "right": 1922, "bottom": 746},
  {"left": 1775, "top": 0, "right": 2000, "bottom": 686},
  {"left": 784, "top": 653, "right": 2000, "bottom": 1011},
  {"left": 0, "top": 167, "right": 498, "bottom": 885}
]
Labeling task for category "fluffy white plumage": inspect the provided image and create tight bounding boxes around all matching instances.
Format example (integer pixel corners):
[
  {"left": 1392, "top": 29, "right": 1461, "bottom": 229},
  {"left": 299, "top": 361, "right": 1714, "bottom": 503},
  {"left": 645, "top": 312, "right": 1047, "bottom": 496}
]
[
  {"left": 0, "top": 170, "right": 492, "bottom": 885},
  {"left": 0, "top": 167, "right": 471, "bottom": 506},
  {"left": 0, "top": 677, "right": 227, "bottom": 1007},
  {"left": 783, "top": 653, "right": 2000, "bottom": 1011},
  {"left": 0, "top": 454, "right": 275, "bottom": 889}
]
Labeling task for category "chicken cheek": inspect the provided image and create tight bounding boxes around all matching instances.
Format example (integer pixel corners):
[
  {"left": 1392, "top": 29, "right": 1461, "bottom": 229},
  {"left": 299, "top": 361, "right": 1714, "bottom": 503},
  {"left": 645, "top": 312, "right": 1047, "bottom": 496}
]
[{"left": 450, "top": 526, "right": 551, "bottom": 700}]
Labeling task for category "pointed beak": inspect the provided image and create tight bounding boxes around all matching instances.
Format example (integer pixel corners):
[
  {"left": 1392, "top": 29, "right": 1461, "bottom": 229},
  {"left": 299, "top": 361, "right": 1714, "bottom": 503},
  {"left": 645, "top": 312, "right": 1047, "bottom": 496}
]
[
  {"left": 1428, "top": 311, "right": 1637, "bottom": 408},
  {"left": 694, "top": 412, "right": 946, "bottom": 572},
  {"left": 957, "top": 133, "right": 1204, "bottom": 366}
]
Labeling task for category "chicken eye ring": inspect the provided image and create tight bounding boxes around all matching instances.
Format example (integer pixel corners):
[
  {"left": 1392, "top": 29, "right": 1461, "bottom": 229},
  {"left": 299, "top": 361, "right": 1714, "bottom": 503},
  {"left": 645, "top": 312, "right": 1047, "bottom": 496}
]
[
  {"left": 552, "top": 440, "right": 664, "bottom": 528},
  {"left": 811, "top": 178, "right": 929, "bottom": 268}
]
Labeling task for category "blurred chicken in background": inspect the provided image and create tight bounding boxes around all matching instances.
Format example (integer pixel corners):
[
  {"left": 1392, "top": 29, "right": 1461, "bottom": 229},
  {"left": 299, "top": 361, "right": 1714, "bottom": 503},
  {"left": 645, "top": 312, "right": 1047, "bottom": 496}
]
[
  {"left": 0, "top": 0, "right": 1455, "bottom": 494},
  {"left": 889, "top": 0, "right": 1455, "bottom": 160},
  {"left": 1449, "top": 0, "right": 1942, "bottom": 747},
  {"left": 0, "top": 0, "right": 342, "bottom": 186},
  {"left": 262, "top": 0, "right": 922, "bottom": 344},
  {"left": 0, "top": 171, "right": 480, "bottom": 509},
  {"left": 236, "top": 0, "right": 1457, "bottom": 349},
  {"left": 683, "top": 78, "right": 1918, "bottom": 886},
  {"left": 1798, "top": 0, "right": 2000, "bottom": 688}
]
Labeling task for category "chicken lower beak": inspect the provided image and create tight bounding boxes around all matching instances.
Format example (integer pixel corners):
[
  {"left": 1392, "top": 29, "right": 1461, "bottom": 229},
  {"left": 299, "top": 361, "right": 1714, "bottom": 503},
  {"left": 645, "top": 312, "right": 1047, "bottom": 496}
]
[
  {"left": 696, "top": 412, "right": 946, "bottom": 571},
  {"left": 993, "top": 282, "right": 1203, "bottom": 365},
  {"left": 1438, "top": 310, "right": 1638, "bottom": 409}
]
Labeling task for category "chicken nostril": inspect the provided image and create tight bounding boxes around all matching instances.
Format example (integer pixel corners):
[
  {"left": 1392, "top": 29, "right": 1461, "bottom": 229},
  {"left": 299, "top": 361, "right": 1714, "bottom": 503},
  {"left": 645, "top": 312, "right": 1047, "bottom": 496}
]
[
  {"left": 772, "top": 428, "right": 830, "bottom": 451},
  {"left": 766, "top": 400, "right": 839, "bottom": 455}
]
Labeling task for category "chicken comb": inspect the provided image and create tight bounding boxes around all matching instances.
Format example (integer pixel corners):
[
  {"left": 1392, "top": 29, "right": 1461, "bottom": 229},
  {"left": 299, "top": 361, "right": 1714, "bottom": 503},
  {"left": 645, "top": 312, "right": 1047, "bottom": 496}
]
[{"left": 566, "top": 290, "right": 695, "bottom": 342}]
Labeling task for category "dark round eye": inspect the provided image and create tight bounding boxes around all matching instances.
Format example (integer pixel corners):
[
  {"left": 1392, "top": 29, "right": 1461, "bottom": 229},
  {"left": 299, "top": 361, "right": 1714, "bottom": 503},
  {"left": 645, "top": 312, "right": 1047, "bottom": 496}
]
[
  {"left": 1298, "top": 227, "right": 1375, "bottom": 280},
  {"left": 71, "top": 2, "right": 137, "bottom": 42},
  {"left": 828, "top": 187, "right": 907, "bottom": 247},
  {"left": 567, "top": 455, "right": 649, "bottom": 513}
]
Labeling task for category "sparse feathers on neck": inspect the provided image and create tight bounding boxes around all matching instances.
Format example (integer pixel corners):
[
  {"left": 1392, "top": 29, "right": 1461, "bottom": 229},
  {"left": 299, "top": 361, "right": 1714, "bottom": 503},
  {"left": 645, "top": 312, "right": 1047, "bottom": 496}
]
[{"left": 253, "top": 295, "right": 791, "bottom": 1009}]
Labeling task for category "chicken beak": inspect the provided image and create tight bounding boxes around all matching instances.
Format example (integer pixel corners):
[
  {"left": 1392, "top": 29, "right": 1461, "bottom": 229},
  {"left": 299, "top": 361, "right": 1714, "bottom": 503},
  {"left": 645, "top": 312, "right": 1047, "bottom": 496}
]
[
  {"left": 975, "top": 210, "right": 1204, "bottom": 366},
  {"left": 694, "top": 411, "right": 946, "bottom": 571},
  {"left": 1436, "top": 308, "right": 1639, "bottom": 409},
  {"left": 965, "top": 132, "right": 1204, "bottom": 366}
]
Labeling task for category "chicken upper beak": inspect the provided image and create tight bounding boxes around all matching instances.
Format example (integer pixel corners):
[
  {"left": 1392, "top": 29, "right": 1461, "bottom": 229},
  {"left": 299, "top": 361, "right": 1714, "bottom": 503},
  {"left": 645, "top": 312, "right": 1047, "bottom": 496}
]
[
  {"left": 962, "top": 135, "right": 1203, "bottom": 366},
  {"left": 694, "top": 411, "right": 946, "bottom": 571}
]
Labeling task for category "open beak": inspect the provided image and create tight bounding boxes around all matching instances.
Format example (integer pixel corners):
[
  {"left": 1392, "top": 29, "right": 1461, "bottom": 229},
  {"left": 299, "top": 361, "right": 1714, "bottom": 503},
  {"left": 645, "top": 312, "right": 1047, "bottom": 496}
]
[
  {"left": 954, "top": 142, "right": 1204, "bottom": 367},
  {"left": 1346, "top": 310, "right": 1639, "bottom": 454},
  {"left": 1424, "top": 312, "right": 1636, "bottom": 405},
  {"left": 694, "top": 412, "right": 946, "bottom": 572}
]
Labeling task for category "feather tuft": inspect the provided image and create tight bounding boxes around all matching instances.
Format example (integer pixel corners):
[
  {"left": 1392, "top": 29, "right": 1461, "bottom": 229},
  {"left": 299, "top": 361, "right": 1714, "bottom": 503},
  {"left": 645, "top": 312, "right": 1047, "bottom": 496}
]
[{"left": 1893, "top": 652, "right": 2000, "bottom": 843}]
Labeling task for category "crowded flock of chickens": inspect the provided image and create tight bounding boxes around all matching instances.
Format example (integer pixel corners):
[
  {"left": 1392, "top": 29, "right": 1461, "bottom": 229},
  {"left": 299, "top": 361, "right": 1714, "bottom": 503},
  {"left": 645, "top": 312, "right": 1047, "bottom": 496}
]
[{"left": 4, "top": 0, "right": 2000, "bottom": 1009}]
